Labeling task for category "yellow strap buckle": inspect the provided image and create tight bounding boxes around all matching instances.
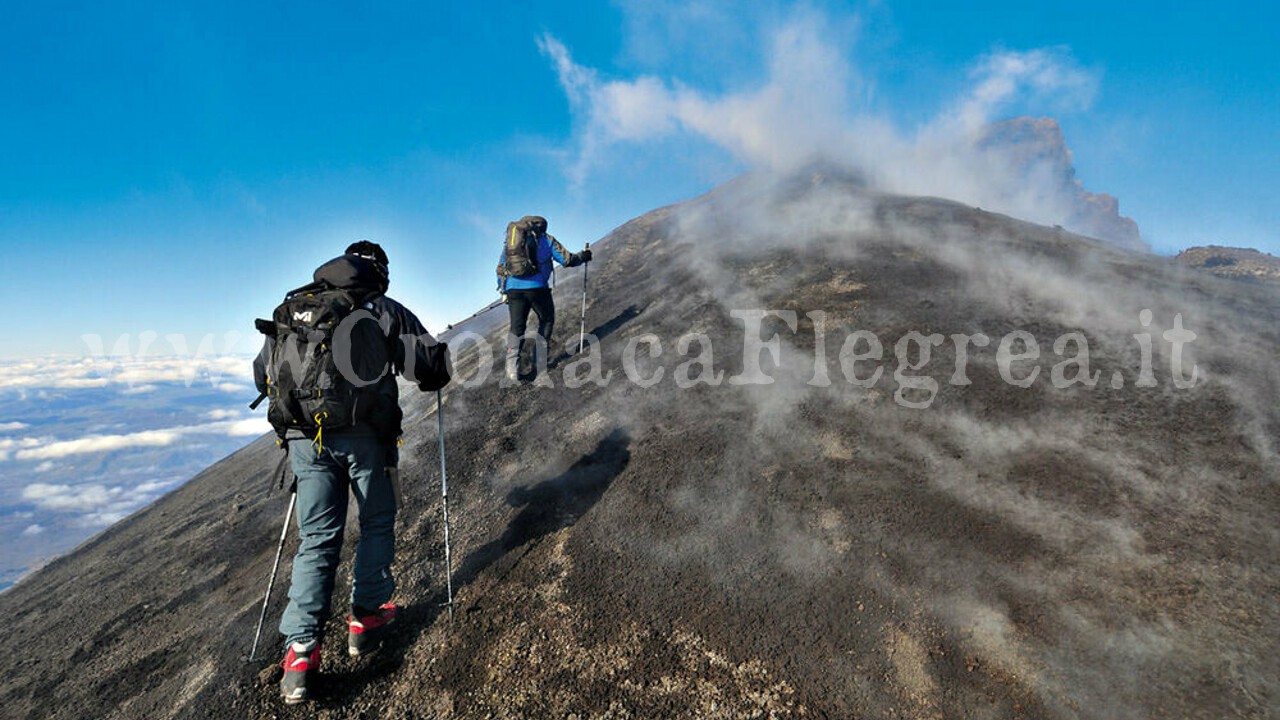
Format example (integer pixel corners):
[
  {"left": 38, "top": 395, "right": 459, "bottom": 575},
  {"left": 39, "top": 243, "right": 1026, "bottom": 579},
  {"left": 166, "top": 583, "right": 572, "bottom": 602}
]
[{"left": 312, "top": 411, "right": 329, "bottom": 452}]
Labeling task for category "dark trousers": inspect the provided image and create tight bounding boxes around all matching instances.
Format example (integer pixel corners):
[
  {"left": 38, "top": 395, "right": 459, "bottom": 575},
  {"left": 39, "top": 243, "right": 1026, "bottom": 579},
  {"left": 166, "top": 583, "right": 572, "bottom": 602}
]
[{"left": 507, "top": 288, "right": 555, "bottom": 372}]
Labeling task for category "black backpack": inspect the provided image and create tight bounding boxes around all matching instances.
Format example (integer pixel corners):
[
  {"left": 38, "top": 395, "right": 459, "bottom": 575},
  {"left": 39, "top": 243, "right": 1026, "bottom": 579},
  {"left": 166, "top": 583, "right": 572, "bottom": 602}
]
[
  {"left": 257, "top": 280, "right": 395, "bottom": 442},
  {"left": 499, "top": 215, "right": 547, "bottom": 279}
]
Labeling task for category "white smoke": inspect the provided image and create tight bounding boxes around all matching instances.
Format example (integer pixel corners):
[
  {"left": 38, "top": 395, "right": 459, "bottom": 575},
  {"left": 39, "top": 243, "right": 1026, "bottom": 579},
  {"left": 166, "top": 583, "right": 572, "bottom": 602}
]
[{"left": 540, "top": 7, "right": 1143, "bottom": 250}]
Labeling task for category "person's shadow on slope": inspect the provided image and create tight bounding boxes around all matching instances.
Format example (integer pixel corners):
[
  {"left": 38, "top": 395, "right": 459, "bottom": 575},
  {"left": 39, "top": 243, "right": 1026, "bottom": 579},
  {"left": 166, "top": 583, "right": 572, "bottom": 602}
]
[
  {"left": 456, "top": 427, "right": 631, "bottom": 586},
  {"left": 547, "top": 304, "right": 643, "bottom": 369},
  {"left": 320, "top": 429, "right": 631, "bottom": 705}
]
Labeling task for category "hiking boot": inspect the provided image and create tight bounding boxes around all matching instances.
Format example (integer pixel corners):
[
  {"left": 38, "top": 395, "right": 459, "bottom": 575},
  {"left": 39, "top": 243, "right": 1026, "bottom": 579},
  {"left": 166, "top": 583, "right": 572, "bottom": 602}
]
[
  {"left": 348, "top": 602, "right": 398, "bottom": 657},
  {"left": 505, "top": 347, "right": 520, "bottom": 381},
  {"left": 280, "top": 639, "right": 319, "bottom": 705}
]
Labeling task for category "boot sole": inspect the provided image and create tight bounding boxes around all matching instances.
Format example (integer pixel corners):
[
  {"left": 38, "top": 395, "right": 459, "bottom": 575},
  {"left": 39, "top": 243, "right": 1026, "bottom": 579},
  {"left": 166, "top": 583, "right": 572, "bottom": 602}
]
[{"left": 347, "top": 640, "right": 382, "bottom": 657}]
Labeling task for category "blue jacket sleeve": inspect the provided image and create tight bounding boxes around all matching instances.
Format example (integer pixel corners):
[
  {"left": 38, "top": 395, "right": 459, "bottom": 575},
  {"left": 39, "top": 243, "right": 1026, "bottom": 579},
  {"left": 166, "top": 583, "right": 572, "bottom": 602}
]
[
  {"left": 549, "top": 236, "right": 567, "bottom": 265},
  {"left": 548, "top": 236, "right": 582, "bottom": 267}
]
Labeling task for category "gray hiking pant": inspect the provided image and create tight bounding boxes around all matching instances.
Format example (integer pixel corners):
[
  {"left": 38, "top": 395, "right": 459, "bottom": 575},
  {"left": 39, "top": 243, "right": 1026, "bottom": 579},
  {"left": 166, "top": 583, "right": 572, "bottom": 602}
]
[{"left": 279, "top": 433, "right": 397, "bottom": 646}]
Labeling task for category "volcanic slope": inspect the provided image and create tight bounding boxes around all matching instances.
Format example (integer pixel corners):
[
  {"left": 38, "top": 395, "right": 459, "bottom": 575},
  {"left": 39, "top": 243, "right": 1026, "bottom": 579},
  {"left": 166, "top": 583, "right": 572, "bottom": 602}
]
[{"left": 1, "top": 173, "right": 1276, "bottom": 720}]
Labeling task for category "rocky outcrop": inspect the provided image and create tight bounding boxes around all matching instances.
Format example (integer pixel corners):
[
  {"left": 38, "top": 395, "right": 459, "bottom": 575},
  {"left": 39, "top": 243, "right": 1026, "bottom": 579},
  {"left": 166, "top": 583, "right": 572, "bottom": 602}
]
[
  {"left": 1176, "top": 245, "right": 1280, "bottom": 283},
  {"left": 981, "top": 117, "right": 1145, "bottom": 251}
]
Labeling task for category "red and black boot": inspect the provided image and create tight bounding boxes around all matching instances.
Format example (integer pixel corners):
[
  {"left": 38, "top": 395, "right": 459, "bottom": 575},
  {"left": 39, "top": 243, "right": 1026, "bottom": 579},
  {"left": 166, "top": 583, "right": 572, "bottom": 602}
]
[
  {"left": 348, "top": 603, "right": 398, "bottom": 657},
  {"left": 280, "top": 639, "right": 320, "bottom": 704}
]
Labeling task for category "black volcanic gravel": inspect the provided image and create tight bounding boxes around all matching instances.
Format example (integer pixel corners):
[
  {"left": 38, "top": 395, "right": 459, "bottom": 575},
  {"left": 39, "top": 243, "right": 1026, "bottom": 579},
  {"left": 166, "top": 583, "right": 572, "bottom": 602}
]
[{"left": 2, "top": 176, "right": 1277, "bottom": 720}]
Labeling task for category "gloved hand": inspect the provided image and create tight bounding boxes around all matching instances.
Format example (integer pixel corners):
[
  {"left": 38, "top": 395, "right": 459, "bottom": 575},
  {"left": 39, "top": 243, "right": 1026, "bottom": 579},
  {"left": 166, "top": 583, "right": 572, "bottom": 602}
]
[
  {"left": 579, "top": 248, "right": 593, "bottom": 263},
  {"left": 501, "top": 292, "right": 508, "bottom": 304}
]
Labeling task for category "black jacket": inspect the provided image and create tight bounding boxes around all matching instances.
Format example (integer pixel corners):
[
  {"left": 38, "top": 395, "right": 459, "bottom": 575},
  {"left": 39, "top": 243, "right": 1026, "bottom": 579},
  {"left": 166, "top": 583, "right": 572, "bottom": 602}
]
[{"left": 253, "top": 255, "right": 449, "bottom": 439}]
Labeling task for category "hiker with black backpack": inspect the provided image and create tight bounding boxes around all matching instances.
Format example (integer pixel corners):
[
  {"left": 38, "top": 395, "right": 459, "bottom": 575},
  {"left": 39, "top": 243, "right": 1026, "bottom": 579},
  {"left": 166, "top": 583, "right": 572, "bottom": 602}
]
[
  {"left": 252, "top": 241, "right": 450, "bottom": 705},
  {"left": 496, "top": 215, "right": 592, "bottom": 381}
]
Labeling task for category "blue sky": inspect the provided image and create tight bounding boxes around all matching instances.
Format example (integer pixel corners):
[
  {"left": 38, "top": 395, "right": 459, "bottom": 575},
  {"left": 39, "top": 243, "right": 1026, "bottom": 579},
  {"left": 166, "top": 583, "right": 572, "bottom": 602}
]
[{"left": 1, "top": 0, "right": 1275, "bottom": 357}]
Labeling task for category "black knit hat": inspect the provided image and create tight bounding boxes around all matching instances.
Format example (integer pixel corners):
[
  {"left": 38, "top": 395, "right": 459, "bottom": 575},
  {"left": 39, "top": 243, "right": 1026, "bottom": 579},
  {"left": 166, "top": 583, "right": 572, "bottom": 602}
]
[
  {"left": 345, "top": 240, "right": 389, "bottom": 290},
  {"left": 345, "top": 240, "right": 388, "bottom": 268}
]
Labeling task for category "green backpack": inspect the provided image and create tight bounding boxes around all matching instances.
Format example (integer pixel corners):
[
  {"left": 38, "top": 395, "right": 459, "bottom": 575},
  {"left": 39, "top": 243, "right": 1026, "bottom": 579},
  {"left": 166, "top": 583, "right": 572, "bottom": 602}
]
[{"left": 500, "top": 215, "right": 547, "bottom": 279}]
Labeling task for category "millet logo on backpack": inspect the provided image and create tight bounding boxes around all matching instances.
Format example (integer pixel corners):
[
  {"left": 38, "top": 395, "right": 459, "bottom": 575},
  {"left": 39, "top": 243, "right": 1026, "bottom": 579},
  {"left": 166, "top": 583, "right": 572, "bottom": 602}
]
[{"left": 293, "top": 311, "right": 313, "bottom": 323}]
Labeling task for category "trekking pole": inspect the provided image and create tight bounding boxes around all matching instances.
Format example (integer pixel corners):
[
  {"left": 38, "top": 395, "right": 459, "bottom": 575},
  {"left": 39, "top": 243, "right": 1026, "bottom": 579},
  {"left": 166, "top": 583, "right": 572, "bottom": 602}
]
[
  {"left": 578, "top": 243, "right": 590, "bottom": 355},
  {"left": 249, "top": 488, "right": 295, "bottom": 662},
  {"left": 437, "top": 390, "right": 455, "bottom": 622}
]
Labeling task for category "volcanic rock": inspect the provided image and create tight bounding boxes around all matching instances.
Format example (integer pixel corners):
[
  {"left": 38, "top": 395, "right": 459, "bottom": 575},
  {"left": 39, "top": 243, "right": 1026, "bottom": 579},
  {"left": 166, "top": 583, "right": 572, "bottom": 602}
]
[
  {"left": 1176, "top": 245, "right": 1280, "bottom": 284},
  {"left": 980, "top": 117, "right": 1144, "bottom": 251}
]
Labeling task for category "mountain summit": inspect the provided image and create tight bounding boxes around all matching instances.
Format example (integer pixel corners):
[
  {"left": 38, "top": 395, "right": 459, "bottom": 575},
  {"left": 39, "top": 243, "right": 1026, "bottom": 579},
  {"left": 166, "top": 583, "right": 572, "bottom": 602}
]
[
  {"left": 980, "top": 117, "right": 1144, "bottom": 251},
  {"left": 1, "top": 174, "right": 1274, "bottom": 719}
]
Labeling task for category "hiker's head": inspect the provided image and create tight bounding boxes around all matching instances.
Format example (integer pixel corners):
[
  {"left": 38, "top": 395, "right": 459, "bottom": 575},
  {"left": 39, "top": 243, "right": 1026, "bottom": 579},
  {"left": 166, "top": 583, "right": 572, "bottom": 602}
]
[
  {"left": 346, "top": 240, "right": 389, "bottom": 291},
  {"left": 519, "top": 215, "right": 548, "bottom": 236}
]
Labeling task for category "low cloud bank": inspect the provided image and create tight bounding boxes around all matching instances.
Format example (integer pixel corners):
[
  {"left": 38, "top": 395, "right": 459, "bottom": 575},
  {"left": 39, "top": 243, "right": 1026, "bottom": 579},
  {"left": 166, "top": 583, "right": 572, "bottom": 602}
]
[
  {"left": 14, "top": 430, "right": 180, "bottom": 461},
  {"left": 21, "top": 478, "right": 181, "bottom": 527},
  {"left": 0, "top": 352, "right": 254, "bottom": 393},
  {"left": 1, "top": 418, "right": 270, "bottom": 463}
]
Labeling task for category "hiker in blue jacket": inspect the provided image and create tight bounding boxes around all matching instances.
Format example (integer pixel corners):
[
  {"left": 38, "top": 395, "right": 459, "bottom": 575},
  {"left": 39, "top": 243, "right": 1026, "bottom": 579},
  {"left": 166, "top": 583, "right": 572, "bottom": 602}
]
[{"left": 496, "top": 216, "right": 591, "bottom": 381}]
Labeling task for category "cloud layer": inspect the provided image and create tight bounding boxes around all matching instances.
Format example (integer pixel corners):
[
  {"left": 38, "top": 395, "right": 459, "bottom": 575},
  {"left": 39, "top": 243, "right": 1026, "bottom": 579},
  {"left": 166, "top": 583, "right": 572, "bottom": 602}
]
[
  {"left": 1, "top": 353, "right": 273, "bottom": 583},
  {"left": 0, "top": 353, "right": 254, "bottom": 392},
  {"left": 1, "top": 418, "right": 269, "bottom": 463},
  {"left": 21, "top": 479, "right": 180, "bottom": 527}
]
